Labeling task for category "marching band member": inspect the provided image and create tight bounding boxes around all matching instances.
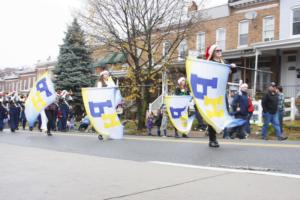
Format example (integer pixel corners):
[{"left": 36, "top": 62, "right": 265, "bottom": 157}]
[
  {"left": 205, "top": 44, "right": 236, "bottom": 148},
  {"left": 174, "top": 77, "right": 190, "bottom": 138}
]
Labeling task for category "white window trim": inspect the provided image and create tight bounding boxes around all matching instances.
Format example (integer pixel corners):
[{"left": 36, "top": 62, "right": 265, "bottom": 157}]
[
  {"left": 196, "top": 32, "right": 205, "bottom": 54},
  {"left": 178, "top": 39, "right": 187, "bottom": 60},
  {"left": 238, "top": 20, "right": 249, "bottom": 48},
  {"left": 216, "top": 28, "right": 226, "bottom": 50},
  {"left": 24, "top": 79, "right": 27, "bottom": 90},
  {"left": 162, "top": 41, "right": 171, "bottom": 57},
  {"left": 290, "top": 6, "right": 300, "bottom": 38},
  {"left": 262, "top": 16, "right": 275, "bottom": 42}
]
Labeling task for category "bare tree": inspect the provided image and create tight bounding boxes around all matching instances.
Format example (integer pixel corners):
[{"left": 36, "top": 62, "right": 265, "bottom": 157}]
[{"left": 79, "top": 0, "right": 195, "bottom": 129}]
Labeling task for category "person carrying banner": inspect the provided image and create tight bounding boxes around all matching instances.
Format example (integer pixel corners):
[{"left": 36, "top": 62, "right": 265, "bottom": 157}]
[
  {"left": 97, "top": 70, "right": 116, "bottom": 88},
  {"left": 174, "top": 77, "right": 190, "bottom": 138},
  {"left": 205, "top": 44, "right": 237, "bottom": 147},
  {"left": 45, "top": 103, "right": 57, "bottom": 136},
  {"left": 96, "top": 70, "right": 120, "bottom": 140}
]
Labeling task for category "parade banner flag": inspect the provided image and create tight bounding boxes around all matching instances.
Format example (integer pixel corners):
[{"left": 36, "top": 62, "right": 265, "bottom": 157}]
[
  {"left": 164, "top": 95, "right": 195, "bottom": 134},
  {"left": 82, "top": 87, "right": 123, "bottom": 139},
  {"left": 25, "top": 72, "right": 56, "bottom": 127},
  {"left": 186, "top": 58, "right": 245, "bottom": 133}
]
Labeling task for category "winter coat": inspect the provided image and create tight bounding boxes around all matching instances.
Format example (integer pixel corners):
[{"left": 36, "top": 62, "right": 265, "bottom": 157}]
[
  {"left": 154, "top": 112, "right": 163, "bottom": 127},
  {"left": 146, "top": 116, "right": 154, "bottom": 129},
  {"left": 160, "top": 111, "right": 168, "bottom": 130},
  {"left": 262, "top": 91, "right": 278, "bottom": 114},
  {"left": 175, "top": 87, "right": 190, "bottom": 96},
  {"left": 231, "top": 92, "right": 249, "bottom": 117}
]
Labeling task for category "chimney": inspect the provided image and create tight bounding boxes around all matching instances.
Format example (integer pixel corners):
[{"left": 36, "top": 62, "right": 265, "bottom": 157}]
[{"left": 188, "top": 1, "right": 198, "bottom": 12}]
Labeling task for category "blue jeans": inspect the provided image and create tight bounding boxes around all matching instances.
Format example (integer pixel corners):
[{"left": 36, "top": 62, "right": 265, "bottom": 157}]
[
  {"left": 278, "top": 111, "right": 284, "bottom": 133},
  {"left": 245, "top": 112, "right": 253, "bottom": 134},
  {"left": 261, "top": 112, "right": 282, "bottom": 139}
]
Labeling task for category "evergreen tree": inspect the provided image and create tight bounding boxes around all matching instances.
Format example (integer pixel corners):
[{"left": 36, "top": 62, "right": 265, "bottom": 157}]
[{"left": 54, "top": 18, "right": 95, "bottom": 115}]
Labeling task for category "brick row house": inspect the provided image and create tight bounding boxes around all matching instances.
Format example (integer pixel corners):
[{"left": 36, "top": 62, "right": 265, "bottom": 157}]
[
  {"left": 0, "top": 60, "right": 56, "bottom": 94},
  {"left": 168, "top": 0, "right": 282, "bottom": 97},
  {"left": 90, "top": 0, "right": 288, "bottom": 99}
]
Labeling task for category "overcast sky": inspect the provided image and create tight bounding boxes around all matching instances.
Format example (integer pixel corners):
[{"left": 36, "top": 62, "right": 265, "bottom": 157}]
[
  {"left": 0, "top": 0, "right": 85, "bottom": 69},
  {"left": 0, "top": 0, "right": 227, "bottom": 69}
]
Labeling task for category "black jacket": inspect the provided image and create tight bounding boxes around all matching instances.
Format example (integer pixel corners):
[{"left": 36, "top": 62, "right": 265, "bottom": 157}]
[
  {"left": 175, "top": 87, "right": 190, "bottom": 96},
  {"left": 261, "top": 91, "right": 278, "bottom": 114}
]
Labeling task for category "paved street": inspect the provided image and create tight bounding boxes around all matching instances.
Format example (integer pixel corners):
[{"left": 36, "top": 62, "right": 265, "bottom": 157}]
[{"left": 1, "top": 130, "right": 300, "bottom": 199}]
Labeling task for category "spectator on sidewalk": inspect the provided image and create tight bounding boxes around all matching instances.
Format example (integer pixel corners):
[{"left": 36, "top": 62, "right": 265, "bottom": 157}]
[
  {"left": 230, "top": 83, "right": 249, "bottom": 139},
  {"left": 154, "top": 109, "right": 163, "bottom": 136},
  {"left": 160, "top": 105, "right": 168, "bottom": 137},
  {"left": 78, "top": 115, "right": 90, "bottom": 131},
  {"left": 277, "top": 85, "right": 285, "bottom": 134},
  {"left": 146, "top": 111, "right": 154, "bottom": 136},
  {"left": 261, "top": 82, "right": 288, "bottom": 141}
]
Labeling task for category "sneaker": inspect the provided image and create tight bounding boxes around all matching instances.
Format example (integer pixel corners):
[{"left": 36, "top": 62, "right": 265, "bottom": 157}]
[
  {"left": 278, "top": 136, "right": 288, "bottom": 141},
  {"left": 209, "top": 141, "right": 220, "bottom": 148}
]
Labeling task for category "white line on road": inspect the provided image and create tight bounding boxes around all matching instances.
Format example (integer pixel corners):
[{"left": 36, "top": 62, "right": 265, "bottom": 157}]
[{"left": 148, "top": 161, "right": 300, "bottom": 179}]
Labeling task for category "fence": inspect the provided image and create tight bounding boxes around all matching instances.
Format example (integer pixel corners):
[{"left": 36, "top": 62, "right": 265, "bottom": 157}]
[{"left": 250, "top": 97, "right": 296, "bottom": 125}]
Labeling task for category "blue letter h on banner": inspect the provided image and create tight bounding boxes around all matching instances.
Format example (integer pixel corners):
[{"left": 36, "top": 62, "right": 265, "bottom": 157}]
[{"left": 190, "top": 74, "right": 218, "bottom": 99}]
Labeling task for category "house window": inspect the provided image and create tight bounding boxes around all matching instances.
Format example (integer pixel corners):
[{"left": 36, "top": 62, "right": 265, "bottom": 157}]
[
  {"left": 238, "top": 20, "right": 249, "bottom": 47},
  {"left": 263, "top": 16, "right": 274, "bottom": 42},
  {"left": 178, "top": 39, "right": 187, "bottom": 60},
  {"left": 197, "top": 32, "right": 205, "bottom": 54},
  {"left": 162, "top": 41, "right": 171, "bottom": 57},
  {"left": 216, "top": 28, "right": 226, "bottom": 50},
  {"left": 293, "top": 7, "right": 300, "bottom": 36},
  {"left": 287, "top": 55, "right": 297, "bottom": 62},
  {"left": 24, "top": 79, "right": 27, "bottom": 90}
]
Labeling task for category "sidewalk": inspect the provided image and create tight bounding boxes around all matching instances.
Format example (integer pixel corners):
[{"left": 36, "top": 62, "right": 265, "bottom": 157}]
[{"left": 0, "top": 143, "right": 299, "bottom": 200}]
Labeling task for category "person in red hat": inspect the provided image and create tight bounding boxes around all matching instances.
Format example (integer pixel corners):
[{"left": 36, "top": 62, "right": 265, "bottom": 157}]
[{"left": 205, "top": 44, "right": 237, "bottom": 147}]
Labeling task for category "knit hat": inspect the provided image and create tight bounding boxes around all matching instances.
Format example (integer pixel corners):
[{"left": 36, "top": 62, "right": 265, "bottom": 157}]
[
  {"left": 177, "top": 77, "right": 186, "bottom": 85},
  {"left": 100, "top": 70, "right": 109, "bottom": 77},
  {"left": 205, "top": 44, "right": 218, "bottom": 60}
]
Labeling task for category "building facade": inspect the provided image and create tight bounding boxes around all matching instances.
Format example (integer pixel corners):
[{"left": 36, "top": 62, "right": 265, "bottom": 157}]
[
  {"left": 0, "top": 59, "right": 56, "bottom": 95},
  {"left": 253, "top": 0, "right": 300, "bottom": 98}
]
